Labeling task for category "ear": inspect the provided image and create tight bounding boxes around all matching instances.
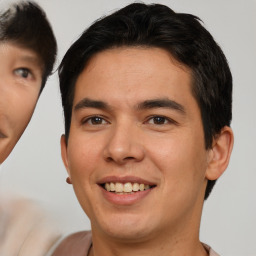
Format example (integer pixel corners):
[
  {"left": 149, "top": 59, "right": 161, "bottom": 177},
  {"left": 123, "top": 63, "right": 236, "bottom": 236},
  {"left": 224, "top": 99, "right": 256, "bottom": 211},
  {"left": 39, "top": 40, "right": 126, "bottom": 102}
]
[
  {"left": 206, "top": 126, "right": 234, "bottom": 180},
  {"left": 60, "top": 134, "right": 71, "bottom": 177}
]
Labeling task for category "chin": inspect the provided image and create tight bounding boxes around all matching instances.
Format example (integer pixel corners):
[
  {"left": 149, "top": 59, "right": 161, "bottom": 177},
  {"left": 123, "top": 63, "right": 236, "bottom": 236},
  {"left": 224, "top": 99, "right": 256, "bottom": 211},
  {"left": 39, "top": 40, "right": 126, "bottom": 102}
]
[
  {"left": 93, "top": 213, "right": 156, "bottom": 242},
  {"left": 104, "top": 226, "right": 152, "bottom": 242}
]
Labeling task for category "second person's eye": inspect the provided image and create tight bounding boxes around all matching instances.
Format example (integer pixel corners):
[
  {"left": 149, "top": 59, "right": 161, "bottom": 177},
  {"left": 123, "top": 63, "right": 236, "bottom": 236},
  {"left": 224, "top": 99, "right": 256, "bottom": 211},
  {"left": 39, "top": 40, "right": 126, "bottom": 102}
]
[{"left": 14, "top": 68, "right": 32, "bottom": 79}]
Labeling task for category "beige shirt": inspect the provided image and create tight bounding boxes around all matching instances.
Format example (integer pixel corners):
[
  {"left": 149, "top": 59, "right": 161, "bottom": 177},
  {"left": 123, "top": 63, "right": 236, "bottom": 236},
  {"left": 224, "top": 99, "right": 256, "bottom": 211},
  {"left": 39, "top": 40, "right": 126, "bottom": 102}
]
[
  {"left": 52, "top": 230, "right": 220, "bottom": 256},
  {"left": 0, "top": 194, "right": 60, "bottom": 256},
  {"left": 204, "top": 243, "right": 220, "bottom": 256}
]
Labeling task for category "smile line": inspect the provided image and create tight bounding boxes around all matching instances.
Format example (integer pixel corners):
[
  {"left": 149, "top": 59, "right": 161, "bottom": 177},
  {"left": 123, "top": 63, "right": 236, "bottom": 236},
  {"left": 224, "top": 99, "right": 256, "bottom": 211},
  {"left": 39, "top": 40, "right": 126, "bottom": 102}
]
[{"left": 0, "top": 131, "right": 7, "bottom": 138}]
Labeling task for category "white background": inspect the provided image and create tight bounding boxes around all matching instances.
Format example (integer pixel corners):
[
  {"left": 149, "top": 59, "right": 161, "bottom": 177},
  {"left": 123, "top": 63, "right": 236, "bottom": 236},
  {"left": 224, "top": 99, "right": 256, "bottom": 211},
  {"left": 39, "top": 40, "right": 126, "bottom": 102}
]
[{"left": 0, "top": 0, "right": 255, "bottom": 255}]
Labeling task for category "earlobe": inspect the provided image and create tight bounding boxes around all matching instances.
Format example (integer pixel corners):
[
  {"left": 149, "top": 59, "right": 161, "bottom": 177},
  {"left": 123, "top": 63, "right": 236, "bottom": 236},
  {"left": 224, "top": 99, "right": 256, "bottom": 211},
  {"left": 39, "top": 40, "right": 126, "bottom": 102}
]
[
  {"left": 206, "top": 126, "right": 234, "bottom": 180},
  {"left": 60, "top": 134, "right": 71, "bottom": 176}
]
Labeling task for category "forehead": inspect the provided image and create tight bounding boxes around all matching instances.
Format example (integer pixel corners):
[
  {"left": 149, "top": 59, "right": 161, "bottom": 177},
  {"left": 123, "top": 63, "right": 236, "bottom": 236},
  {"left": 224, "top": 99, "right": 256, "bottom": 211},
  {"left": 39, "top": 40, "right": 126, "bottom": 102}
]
[
  {"left": 74, "top": 47, "right": 193, "bottom": 104},
  {"left": 0, "top": 41, "right": 43, "bottom": 69}
]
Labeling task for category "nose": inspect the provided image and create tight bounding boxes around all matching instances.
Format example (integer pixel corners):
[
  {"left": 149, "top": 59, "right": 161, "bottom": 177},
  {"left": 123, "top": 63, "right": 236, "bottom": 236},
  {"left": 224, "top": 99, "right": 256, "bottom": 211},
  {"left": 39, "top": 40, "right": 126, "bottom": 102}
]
[{"left": 103, "top": 122, "right": 145, "bottom": 165}]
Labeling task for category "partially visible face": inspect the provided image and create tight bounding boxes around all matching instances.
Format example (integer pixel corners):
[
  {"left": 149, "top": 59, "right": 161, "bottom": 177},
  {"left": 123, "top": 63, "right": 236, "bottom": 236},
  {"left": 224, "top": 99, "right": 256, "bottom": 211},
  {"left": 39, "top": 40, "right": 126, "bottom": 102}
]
[
  {"left": 0, "top": 42, "right": 43, "bottom": 163},
  {"left": 62, "top": 47, "right": 212, "bottom": 242}
]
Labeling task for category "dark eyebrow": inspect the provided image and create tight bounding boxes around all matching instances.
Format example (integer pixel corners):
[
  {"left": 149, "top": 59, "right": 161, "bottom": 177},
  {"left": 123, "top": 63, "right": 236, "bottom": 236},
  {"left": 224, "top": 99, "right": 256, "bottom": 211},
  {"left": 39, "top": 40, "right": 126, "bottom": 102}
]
[
  {"left": 20, "top": 55, "right": 39, "bottom": 63},
  {"left": 19, "top": 54, "right": 42, "bottom": 66},
  {"left": 19, "top": 55, "right": 43, "bottom": 72},
  {"left": 74, "top": 98, "right": 110, "bottom": 111},
  {"left": 137, "top": 98, "right": 185, "bottom": 114}
]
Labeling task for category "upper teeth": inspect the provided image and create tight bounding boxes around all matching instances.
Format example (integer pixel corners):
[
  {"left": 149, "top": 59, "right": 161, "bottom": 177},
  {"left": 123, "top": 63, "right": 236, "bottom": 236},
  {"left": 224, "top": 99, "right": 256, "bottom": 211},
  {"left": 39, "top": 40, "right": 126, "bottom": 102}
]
[{"left": 105, "top": 182, "right": 150, "bottom": 193}]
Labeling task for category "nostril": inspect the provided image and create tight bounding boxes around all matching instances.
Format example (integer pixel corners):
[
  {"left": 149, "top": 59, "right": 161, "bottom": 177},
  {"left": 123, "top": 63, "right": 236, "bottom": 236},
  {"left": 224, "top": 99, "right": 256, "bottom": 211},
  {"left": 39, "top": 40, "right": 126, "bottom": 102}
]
[
  {"left": 105, "top": 156, "right": 135, "bottom": 163},
  {"left": 124, "top": 156, "right": 135, "bottom": 161},
  {"left": 106, "top": 156, "right": 114, "bottom": 162}
]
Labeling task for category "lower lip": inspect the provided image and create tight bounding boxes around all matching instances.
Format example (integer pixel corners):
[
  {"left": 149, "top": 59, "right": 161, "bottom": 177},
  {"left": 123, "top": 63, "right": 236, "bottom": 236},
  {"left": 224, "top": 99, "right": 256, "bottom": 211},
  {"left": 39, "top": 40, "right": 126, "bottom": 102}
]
[{"left": 100, "top": 186, "right": 154, "bottom": 206}]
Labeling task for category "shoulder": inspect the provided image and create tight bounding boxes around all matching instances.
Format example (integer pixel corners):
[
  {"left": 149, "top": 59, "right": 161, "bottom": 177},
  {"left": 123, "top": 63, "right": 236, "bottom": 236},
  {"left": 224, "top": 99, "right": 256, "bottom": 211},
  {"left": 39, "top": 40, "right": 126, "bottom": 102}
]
[
  {"left": 52, "top": 230, "right": 92, "bottom": 256},
  {"left": 203, "top": 243, "right": 220, "bottom": 256},
  {"left": 209, "top": 248, "right": 220, "bottom": 256},
  {"left": 0, "top": 193, "right": 60, "bottom": 256}
]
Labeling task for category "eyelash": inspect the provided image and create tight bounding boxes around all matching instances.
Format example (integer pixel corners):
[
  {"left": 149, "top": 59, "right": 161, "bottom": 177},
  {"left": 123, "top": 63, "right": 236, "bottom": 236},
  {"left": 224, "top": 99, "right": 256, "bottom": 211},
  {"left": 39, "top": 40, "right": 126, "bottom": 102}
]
[
  {"left": 81, "top": 115, "right": 177, "bottom": 126},
  {"left": 145, "top": 115, "right": 177, "bottom": 125},
  {"left": 82, "top": 115, "right": 109, "bottom": 125},
  {"left": 14, "top": 68, "right": 33, "bottom": 79}
]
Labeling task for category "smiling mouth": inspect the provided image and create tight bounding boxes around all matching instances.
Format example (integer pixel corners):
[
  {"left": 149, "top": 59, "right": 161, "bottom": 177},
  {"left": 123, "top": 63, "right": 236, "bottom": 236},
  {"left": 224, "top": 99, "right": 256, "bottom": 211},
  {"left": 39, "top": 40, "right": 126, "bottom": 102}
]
[{"left": 102, "top": 182, "right": 156, "bottom": 194}]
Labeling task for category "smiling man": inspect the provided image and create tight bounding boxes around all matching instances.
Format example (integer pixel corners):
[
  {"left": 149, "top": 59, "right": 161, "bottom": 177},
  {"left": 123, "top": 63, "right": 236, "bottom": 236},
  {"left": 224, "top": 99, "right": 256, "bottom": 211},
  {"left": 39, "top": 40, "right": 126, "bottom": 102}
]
[{"left": 53, "top": 3, "right": 234, "bottom": 256}]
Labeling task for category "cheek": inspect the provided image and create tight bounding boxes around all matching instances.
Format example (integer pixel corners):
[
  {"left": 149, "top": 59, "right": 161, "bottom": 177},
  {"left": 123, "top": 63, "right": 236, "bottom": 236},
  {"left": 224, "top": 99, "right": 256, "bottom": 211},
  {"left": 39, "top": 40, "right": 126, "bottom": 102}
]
[
  {"left": 66, "top": 135, "right": 104, "bottom": 216},
  {"left": 67, "top": 134, "right": 103, "bottom": 180},
  {"left": 1, "top": 85, "right": 37, "bottom": 121},
  {"left": 147, "top": 131, "right": 207, "bottom": 190},
  {"left": 9, "top": 88, "right": 39, "bottom": 130},
  {"left": 14, "top": 99, "right": 37, "bottom": 134},
  {"left": 146, "top": 133, "right": 189, "bottom": 171},
  {"left": 0, "top": 92, "right": 38, "bottom": 163}
]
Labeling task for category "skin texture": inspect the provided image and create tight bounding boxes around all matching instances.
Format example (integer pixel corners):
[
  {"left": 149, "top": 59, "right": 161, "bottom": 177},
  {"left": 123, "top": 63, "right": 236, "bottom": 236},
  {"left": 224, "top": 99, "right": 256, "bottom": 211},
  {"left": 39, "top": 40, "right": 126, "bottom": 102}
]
[
  {"left": 0, "top": 42, "right": 43, "bottom": 163},
  {"left": 61, "top": 47, "right": 233, "bottom": 256},
  {"left": 0, "top": 42, "right": 61, "bottom": 255}
]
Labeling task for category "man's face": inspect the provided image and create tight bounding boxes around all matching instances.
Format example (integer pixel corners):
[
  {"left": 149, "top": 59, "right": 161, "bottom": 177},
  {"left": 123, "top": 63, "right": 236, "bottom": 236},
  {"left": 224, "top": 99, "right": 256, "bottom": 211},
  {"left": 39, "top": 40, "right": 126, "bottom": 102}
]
[
  {"left": 62, "top": 47, "right": 212, "bottom": 241},
  {"left": 0, "top": 42, "right": 43, "bottom": 163}
]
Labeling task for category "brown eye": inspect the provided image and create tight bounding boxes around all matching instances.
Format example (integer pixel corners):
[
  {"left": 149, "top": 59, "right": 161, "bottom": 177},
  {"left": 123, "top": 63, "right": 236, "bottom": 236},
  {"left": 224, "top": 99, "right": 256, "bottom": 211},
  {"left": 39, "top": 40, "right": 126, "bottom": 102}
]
[
  {"left": 83, "top": 116, "right": 108, "bottom": 125},
  {"left": 148, "top": 116, "right": 168, "bottom": 125},
  {"left": 14, "top": 68, "right": 31, "bottom": 78},
  {"left": 90, "top": 117, "right": 104, "bottom": 125}
]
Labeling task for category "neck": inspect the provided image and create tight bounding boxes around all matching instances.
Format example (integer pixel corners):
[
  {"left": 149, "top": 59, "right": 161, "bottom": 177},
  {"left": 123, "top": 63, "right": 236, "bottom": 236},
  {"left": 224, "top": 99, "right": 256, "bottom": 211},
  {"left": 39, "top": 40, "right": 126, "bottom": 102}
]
[
  {"left": 89, "top": 236, "right": 208, "bottom": 256},
  {"left": 89, "top": 218, "right": 208, "bottom": 256}
]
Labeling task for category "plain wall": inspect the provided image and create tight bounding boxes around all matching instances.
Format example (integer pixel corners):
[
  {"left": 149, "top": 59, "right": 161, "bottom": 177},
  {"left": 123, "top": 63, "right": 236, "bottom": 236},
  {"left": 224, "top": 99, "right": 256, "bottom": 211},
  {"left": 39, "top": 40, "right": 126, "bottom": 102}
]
[{"left": 0, "top": 0, "right": 255, "bottom": 255}]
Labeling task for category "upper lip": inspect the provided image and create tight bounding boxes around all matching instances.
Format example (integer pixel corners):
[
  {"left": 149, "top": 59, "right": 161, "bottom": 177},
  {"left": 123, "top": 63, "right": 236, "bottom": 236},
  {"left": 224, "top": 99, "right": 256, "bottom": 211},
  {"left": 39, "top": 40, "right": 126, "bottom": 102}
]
[{"left": 97, "top": 176, "right": 156, "bottom": 186}]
